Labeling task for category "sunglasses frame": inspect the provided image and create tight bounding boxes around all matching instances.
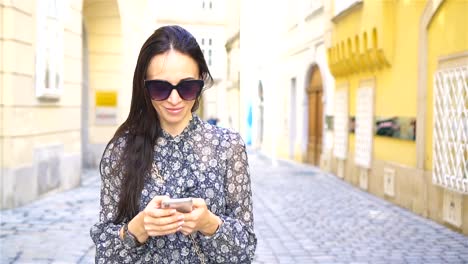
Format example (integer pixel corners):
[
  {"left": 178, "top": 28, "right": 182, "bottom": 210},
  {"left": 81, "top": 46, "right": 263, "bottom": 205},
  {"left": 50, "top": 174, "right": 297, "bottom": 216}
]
[{"left": 144, "top": 79, "right": 204, "bottom": 101}]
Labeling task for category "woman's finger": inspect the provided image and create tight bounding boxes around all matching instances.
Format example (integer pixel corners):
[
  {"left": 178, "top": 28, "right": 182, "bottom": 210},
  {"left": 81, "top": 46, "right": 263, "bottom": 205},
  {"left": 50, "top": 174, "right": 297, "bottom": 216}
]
[
  {"left": 147, "top": 195, "right": 170, "bottom": 209},
  {"left": 179, "top": 220, "right": 197, "bottom": 235},
  {"left": 144, "top": 220, "right": 184, "bottom": 232},
  {"left": 191, "top": 198, "right": 206, "bottom": 208},
  {"left": 144, "top": 208, "right": 177, "bottom": 218},
  {"left": 144, "top": 212, "right": 183, "bottom": 226},
  {"left": 147, "top": 225, "right": 181, "bottom": 237},
  {"left": 179, "top": 227, "right": 194, "bottom": 236}
]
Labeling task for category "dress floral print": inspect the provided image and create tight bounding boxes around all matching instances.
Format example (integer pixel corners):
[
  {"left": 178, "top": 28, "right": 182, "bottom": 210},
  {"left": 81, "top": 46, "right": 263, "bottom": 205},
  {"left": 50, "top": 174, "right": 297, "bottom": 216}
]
[{"left": 90, "top": 114, "right": 257, "bottom": 263}]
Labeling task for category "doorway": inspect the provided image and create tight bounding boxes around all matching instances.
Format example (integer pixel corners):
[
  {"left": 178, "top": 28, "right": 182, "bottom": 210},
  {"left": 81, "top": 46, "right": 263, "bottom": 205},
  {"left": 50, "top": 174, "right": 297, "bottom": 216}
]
[
  {"left": 306, "top": 66, "right": 323, "bottom": 165},
  {"left": 257, "top": 81, "right": 264, "bottom": 148}
]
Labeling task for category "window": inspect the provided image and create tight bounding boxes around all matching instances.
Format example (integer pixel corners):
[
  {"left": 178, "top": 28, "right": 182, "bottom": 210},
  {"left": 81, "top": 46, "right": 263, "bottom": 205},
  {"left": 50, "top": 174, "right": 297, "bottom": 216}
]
[
  {"left": 433, "top": 62, "right": 468, "bottom": 194},
  {"left": 304, "top": 0, "right": 324, "bottom": 20},
  {"left": 209, "top": 1, "right": 212, "bottom": 9},
  {"left": 308, "top": 0, "right": 323, "bottom": 11},
  {"left": 333, "top": 86, "right": 348, "bottom": 160},
  {"left": 36, "top": 0, "right": 65, "bottom": 99},
  {"left": 209, "top": 38, "right": 212, "bottom": 46},
  {"left": 354, "top": 80, "right": 374, "bottom": 168},
  {"left": 208, "top": 49, "right": 212, "bottom": 66},
  {"left": 201, "top": 38, "right": 205, "bottom": 45}
]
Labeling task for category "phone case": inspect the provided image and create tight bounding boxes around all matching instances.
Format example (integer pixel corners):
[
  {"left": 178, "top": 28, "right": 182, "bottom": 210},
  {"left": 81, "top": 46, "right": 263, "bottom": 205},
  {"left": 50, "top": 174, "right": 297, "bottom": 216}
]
[{"left": 161, "top": 198, "right": 193, "bottom": 213}]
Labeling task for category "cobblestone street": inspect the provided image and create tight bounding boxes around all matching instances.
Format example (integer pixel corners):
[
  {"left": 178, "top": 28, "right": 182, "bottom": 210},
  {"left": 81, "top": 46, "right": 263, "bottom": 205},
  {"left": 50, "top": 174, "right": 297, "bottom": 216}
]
[{"left": 1, "top": 151, "right": 467, "bottom": 263}]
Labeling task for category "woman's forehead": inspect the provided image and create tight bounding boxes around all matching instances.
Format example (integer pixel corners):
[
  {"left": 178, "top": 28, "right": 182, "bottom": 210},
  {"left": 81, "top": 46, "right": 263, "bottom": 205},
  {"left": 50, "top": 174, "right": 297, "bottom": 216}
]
[{"left": 146, "top": 50, "right": 199, "bottom": 83}]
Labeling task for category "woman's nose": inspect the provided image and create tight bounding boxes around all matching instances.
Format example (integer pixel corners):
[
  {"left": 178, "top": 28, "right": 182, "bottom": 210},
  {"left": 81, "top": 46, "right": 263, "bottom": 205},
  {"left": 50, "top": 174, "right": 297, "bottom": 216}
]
[{"left": 167, "top": 88, "right": 182, "bottom": 104}]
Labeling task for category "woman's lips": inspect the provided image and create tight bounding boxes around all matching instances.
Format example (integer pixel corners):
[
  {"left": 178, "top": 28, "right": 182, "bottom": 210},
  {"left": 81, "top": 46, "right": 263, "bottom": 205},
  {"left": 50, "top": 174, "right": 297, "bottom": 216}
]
[{"left": 165, "top": 107, "right": 183, "bottom": 114}]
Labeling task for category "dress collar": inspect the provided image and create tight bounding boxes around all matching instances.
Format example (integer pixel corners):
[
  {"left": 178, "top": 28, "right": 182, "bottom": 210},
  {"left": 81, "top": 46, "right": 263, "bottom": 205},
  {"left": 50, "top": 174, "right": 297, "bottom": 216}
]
[{"left": 160, "top": 113, "right": 199, "bottom": 141}]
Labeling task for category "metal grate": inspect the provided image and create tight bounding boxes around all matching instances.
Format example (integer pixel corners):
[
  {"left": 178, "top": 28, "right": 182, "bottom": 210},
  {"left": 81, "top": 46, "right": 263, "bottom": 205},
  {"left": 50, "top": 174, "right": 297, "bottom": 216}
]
[
  {"left": 333, "top": 89, "right": 348, "bottom": 160},
  {"left": 433, "top": 66, "right": 468, "bottom": 194},
  {"left": 355, "top": 86, "right": 374, "bottom": 169}
]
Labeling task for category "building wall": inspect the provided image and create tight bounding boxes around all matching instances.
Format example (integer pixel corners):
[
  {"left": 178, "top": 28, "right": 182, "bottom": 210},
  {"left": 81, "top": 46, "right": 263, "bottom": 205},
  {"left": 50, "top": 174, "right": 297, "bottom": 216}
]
[
  {"left": 329, "top": 0, "right": 468, "bottom": 235},
  {"left": 83, "top": 0, "right": 123, "bottom": 167},
  {"left": 241, "top": 0, "right": 335, "bottom": 165},
  {"left": 425, "top": 0, "right": 468, "bottom": 235},
  {"left": 240, "top": 0, "right": 289, "bottom": 154},
  {"left": 225, "top": 0, "right": 240, "bottom": 132},
  {"left": 425, "top": 0, "right": 468, "bottom": 171},
  {"left": 154, "top": 0, "right": 227, "bottom": 124},
  {"left": 82, "top": 0, "right": 157, "bottom": 167},
  {"left": 331, "top": 0, "right": 420, "bottom": 168},
  {"left": 0, "top": 0, "right": 157, "bottom": 209},
  {"left": 1, "top": 0, "right": 83, "bottom": 209}
]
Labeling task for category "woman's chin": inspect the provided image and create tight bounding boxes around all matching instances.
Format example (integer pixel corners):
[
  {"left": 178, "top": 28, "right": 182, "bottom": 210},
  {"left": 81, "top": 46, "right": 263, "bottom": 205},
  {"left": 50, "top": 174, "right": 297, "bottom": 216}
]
[{"left": 161, "top": 111, "right": 190, "bottom": 124}]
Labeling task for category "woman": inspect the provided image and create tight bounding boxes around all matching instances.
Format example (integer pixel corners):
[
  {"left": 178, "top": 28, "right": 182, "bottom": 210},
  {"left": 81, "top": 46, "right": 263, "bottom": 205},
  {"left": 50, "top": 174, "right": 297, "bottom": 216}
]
[{"left": 90, "top": 25, "right": 257, "bottom": 263}]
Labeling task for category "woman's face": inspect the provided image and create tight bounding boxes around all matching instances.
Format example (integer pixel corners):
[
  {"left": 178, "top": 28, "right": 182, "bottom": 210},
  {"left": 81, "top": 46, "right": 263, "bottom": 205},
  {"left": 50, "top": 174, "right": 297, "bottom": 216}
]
[{"left": 146, "top": 50, "right": 199, "bottom": 133}]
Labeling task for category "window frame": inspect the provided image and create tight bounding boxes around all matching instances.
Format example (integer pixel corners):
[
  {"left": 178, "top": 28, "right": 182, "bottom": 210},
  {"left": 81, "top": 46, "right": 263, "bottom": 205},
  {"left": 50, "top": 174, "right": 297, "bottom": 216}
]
[
  {"left": 35, "top": 0, "right": 65, "bottom": 100},
  {"left": 433, "top": 53, "right": 468, "bottom": 194}
]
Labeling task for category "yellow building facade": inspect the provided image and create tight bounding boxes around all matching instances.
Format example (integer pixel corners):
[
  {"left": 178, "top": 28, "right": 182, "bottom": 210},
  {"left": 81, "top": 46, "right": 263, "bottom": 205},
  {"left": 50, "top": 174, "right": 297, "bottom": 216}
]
[{"left": 328, "top": 0, "right": 468, "bottom": 234}]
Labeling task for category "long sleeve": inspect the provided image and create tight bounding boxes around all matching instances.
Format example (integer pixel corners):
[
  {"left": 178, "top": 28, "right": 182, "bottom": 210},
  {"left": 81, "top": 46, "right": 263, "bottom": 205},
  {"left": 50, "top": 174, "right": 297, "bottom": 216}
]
[
  {"left": 90, "top": 139, "right": 147, "bottom": 264},
  {"left": 199, "top": 133, "right": 257, "bottom": 263}
]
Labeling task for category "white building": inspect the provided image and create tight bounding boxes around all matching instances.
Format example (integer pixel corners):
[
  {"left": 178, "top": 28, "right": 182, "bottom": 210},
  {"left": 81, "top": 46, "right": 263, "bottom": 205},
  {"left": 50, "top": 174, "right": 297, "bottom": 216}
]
[
  {"left": 152, "top": 0, "right": 228, "bottom": 125},
  {"left": 239, "top": 0, "right": 335, "bottom": 167}
]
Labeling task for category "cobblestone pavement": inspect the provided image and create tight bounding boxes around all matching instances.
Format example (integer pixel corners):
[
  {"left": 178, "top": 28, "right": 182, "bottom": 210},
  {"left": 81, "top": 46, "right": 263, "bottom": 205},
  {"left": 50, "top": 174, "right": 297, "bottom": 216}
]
[
  {"left": 1, "top": 170, "right": 98, "bottom": 263},
  {"left": 1, "top": 151, "right": 468, "bottom": 263}
]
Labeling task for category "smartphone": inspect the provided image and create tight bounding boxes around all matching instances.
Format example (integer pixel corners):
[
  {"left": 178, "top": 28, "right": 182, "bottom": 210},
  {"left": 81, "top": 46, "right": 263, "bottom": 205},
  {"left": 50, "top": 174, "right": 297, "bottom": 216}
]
[{"left": 161, "top": 198, "right": 193, "bottom": 213}]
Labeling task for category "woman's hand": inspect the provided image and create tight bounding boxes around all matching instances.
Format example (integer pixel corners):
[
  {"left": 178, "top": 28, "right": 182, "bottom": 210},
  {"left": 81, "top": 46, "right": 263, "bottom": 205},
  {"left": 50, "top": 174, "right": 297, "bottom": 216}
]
[
  {"left": 179, "top": 198, "right": 222, "bottom": 236},
  {"left": 141, "top": 195, "right": 185, "bottom": 237}
]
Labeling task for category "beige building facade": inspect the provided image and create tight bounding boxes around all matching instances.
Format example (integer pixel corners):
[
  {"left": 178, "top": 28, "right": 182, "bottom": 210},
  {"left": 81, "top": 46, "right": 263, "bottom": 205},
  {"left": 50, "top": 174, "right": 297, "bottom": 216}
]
[
  {"left": 1, "top": 0, "right": 162, "bottom": 209},
  {"left": 225, "top": 0, "right": 240, "bottom": 132},
  {"left": 1, "top": 0, "right": 231, "bottom": 209},
  {"left": 2, "top": 0, "right": 84, "bottom": 209}
]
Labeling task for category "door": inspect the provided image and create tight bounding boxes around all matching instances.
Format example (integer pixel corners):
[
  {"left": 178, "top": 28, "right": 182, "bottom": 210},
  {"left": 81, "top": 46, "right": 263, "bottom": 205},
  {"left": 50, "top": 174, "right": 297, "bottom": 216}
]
[
  {"left": 306, "top": 66, "right": 324, "bottom": 165},
  {"left": 289, "top": 78, "right": 297, "bottom": 159}
]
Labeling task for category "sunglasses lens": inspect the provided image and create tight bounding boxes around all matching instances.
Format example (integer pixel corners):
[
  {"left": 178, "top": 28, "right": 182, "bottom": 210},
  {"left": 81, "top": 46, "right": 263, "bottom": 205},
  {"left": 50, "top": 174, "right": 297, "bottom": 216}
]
[
  {"left": 146, "top": 81, "right": 172, "bottom": 101},
  {"left": 178, "top": 80, "right": 203, "bottom": 100}
]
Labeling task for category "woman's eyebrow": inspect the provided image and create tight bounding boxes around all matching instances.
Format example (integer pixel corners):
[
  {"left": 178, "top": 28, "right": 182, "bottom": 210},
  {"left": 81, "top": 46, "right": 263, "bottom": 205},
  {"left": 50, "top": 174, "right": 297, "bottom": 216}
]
[{"left": 179, "top": 77, "right": 196, "bottom": 82}]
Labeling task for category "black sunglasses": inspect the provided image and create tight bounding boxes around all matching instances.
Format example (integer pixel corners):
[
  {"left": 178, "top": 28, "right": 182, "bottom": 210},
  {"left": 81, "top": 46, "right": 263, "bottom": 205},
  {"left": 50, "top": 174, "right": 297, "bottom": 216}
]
[{"left": 144, "top": 79, "right": 204, "bottom": 101}]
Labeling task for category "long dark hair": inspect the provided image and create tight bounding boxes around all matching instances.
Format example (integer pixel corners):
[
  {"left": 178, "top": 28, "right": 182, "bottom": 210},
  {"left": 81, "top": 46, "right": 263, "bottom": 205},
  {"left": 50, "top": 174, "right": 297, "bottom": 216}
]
[{"left": 103, "top": 25, "right": 213, "bottom": 223}]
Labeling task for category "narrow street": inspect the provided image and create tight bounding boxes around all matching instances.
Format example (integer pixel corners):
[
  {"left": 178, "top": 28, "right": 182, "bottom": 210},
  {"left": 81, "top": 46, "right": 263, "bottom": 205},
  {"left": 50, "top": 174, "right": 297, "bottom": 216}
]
[{"left": 1, "top": 151, "right": 467, "bottom": 263}]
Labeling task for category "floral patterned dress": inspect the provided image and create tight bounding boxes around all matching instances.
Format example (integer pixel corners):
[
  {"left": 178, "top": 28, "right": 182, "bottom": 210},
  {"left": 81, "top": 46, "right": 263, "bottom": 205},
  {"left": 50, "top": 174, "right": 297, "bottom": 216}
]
[{"left": 90, "top": 114, "right": 257, "bottom": 263}]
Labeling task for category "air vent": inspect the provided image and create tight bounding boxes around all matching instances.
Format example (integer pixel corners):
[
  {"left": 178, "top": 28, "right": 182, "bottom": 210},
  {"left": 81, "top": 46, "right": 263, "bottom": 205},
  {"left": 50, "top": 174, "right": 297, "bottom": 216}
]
[
  {"left": 383, "top": 167, "right": 396, "bottom": 197},
  {"left": 359, "top": 168, "right": 368, "bottom": 190},
  {"left": 443, "top": 190, "right": 462, "bottom": 228}
]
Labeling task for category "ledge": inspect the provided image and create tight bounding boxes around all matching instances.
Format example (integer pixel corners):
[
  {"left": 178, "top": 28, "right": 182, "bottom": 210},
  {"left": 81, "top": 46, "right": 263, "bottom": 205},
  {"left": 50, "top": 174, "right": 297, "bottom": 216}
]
[
  {"left": 328, "top": 48, "right": 390, "bottom": 77},
  {"left": 332, "top": 1, "right": 363, "bottom": 24}
]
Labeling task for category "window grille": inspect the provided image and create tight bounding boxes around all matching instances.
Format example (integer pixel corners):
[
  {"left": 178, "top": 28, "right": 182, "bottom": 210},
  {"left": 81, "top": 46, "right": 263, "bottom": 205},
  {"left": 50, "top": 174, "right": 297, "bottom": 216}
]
[
  {"left": 433, "top": 65, "right": 468, "bottom": 194},
  {"left": 354, "top": 85, "right": 374, "bottom": 168},
  {"left": 333, "top": 88, "right": 348, "bottom": 159}
]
